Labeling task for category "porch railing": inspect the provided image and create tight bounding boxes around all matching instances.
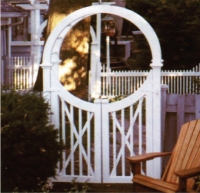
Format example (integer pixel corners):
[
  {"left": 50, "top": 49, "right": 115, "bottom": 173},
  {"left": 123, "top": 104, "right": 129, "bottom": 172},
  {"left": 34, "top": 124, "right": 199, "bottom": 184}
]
[
  {"left": 4, "top": 56, "right": 34, "bottom": 90},
  {"left": 100, "top": 64, "right": 200, "bottom": 98}
]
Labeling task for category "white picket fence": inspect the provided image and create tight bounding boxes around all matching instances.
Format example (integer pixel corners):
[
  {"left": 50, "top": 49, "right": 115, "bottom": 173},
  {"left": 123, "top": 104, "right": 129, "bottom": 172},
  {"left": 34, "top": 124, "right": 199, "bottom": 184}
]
[
  {"left": 100, "top": 64, "right": 200, "bottom": 97},
  {"left": 4, "top": 56, "right": 34, "bottom": 90},
  {"left": 4, "top": 57, "right": 200, "bottom": 95}
]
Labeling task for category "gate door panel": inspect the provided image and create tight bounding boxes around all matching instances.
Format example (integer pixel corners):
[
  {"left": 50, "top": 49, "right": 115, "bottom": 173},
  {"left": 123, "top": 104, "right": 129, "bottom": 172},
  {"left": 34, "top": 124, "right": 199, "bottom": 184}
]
[
  {"left": 102, "top": 75, "right": 152, "bottom": 183},
  {"left": 51, "top": 80, "right": 102, "bottom": 183},
  {"left": 49, "top": 72, "right": 151, "bottom": 183}
]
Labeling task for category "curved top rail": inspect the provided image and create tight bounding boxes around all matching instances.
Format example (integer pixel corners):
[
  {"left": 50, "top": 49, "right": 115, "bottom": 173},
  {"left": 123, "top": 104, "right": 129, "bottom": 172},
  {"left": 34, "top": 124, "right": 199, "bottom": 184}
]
[
  {"left": 42, "top": 5, "right": 163, "bottom": 68},
  {"left": 52, "top": 70, "right": 149, "bottom": 110}
]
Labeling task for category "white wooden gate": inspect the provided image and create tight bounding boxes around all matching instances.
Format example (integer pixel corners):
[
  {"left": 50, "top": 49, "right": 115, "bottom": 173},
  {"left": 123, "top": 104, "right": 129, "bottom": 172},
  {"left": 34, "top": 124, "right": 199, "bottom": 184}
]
[
  {"left": 44, "top": 71, "right": 153, "bottom": 183},
  {"left": 41, "top": 5, "right": 163, "bottom": 183}
]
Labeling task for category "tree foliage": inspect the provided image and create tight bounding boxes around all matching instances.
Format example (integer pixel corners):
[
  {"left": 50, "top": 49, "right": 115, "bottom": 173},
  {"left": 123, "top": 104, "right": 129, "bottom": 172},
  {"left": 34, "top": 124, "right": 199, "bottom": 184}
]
[{"left": 126, "top": 0, "right": 200, "bottom": 69}]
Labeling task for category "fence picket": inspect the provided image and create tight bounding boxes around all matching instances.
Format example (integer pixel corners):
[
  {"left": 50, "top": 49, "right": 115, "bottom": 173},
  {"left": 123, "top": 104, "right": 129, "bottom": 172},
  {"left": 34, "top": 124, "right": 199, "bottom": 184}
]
[
  {"left": 99, "top": 64, "right": 200, "bottom": 97},
  {"left": 4, "top": 58, "right": 200, "bottom": 94}
]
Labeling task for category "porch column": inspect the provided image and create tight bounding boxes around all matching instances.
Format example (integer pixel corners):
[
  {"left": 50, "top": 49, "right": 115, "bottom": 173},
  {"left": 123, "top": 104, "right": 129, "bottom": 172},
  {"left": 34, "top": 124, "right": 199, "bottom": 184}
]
[{"left": 17, "top": 2, "right": 48, "bottom": 83}]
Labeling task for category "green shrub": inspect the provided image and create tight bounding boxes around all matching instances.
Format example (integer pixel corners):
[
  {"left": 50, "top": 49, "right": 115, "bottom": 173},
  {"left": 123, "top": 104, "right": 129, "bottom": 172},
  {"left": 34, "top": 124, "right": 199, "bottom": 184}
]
[{"left": 1, "top": 90, "right": 62, "bottom": 192}]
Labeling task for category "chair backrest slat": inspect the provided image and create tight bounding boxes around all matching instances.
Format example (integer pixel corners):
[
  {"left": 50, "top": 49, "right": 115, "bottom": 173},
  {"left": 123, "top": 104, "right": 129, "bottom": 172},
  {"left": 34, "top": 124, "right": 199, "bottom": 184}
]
[{"left": 162, "top": 119, "right": 200, "bottom": 189}]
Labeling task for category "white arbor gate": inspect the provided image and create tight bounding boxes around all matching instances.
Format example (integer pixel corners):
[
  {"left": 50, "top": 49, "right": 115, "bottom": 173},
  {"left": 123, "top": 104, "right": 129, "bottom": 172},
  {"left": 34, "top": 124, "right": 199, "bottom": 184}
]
[{"left": 41, "top": 5, "right": 163, "bottom": 183}]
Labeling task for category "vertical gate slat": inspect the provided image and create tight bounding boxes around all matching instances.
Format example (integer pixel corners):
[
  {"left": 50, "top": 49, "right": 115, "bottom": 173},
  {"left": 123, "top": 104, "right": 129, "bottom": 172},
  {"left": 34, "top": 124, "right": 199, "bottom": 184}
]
[
  {"left": 70, "top": 104, "right": 75, "bottom": 175},
  {"left": 113, "top": 111, "right": 117, "bottom": 176},
  {"left": 61, "top": 99, "right": 66, "bottom": 175},
  {"left": 139, "top": 99, "right": 143, "bottom": 155},
  {"left": 79, "top": 109, "right": 83, "bottom": 175},
  {"left": 130, "top": 104, "right": 134, "bottom": 156},
  {"left": 87, "top": 111, "right": 91, "bottom": 175},
  {"left": 121, "top": 108, "right": 125, "bottom": 176}
]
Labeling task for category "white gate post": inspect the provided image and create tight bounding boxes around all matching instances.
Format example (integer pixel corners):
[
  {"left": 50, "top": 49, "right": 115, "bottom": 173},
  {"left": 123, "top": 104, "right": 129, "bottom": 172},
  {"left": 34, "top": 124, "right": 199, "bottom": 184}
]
[
  {"left": 151, "top": 65, "right": 162, "bottom": 178},
  {"left": 145, "top": 65, "right": 163, "bottom": 178}
]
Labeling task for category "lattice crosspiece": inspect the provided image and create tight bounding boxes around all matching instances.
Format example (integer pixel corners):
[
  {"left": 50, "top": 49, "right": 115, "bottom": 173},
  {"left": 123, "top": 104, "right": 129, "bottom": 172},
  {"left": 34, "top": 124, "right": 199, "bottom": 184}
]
[
  {"left": 59, "top": 97, "right": 96, "bottom": 177},
  {"left": 108, "top": 96, "right": 146, "bottom": 177}
]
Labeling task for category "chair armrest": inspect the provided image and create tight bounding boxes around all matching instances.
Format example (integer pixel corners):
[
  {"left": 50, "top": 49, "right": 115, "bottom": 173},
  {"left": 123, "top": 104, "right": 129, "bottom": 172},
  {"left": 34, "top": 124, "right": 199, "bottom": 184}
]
[
  {"left": 126, "top": 152, "right": 172, "bottom": 163},
  {"left": 174, "top": 166, "right": 200, "bottom": 179},
  {"left": 126, "top": 152, "right": 171, "bottom": 175},
  {"left": 174, "top": 166, "right": 200, "bottom": 192}
]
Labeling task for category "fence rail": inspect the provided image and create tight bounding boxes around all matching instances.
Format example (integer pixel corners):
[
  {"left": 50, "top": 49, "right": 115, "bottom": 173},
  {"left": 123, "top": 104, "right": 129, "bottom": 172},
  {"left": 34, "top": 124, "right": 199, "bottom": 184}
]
[
  {"left": 4, "top": 56, "right": 34, "bottom": 90},
  {"left": 3, "top": 57, "right": 200, "bottom": 95},
  {"left": 100, "top": 64, "right": 200, "bottom": 97}
]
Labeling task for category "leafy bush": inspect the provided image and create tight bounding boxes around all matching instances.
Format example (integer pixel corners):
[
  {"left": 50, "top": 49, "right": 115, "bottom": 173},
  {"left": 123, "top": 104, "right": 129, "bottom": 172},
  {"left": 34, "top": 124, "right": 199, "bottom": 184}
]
[{"left": 1, "top": 90, "right": 62, "bottom": 192}]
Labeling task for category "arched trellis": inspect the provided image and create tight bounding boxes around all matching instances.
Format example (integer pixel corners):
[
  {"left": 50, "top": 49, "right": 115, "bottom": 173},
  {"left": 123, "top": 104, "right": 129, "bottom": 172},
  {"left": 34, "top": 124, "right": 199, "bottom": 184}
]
[{"left": 41, "top": 5, "right": 163, "bottom": 182}]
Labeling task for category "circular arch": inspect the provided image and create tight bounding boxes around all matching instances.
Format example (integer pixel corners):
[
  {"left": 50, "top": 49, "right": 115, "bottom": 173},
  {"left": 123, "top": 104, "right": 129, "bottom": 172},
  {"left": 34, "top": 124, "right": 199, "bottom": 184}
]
[{"left": 42, "top": 5, "right": 163, "bottom": 67}]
